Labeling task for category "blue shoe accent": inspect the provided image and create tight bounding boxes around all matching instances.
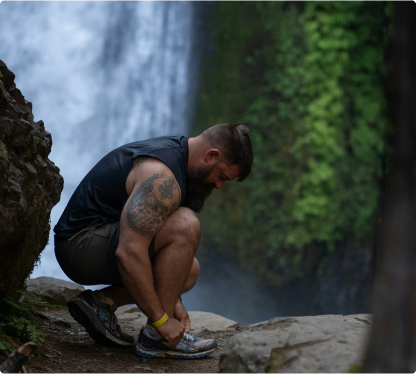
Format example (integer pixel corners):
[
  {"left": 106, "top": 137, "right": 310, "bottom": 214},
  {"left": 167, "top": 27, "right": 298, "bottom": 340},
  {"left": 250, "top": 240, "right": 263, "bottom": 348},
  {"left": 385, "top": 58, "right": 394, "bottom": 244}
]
[{"left": 134, "top": 348, "right": 214, "bottom": 360}]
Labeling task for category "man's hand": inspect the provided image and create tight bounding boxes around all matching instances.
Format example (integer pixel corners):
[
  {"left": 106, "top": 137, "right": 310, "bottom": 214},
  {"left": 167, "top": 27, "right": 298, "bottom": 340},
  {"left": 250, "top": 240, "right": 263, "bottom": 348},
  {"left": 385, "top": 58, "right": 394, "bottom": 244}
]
[
  {"left": 174, "top": 298, "right": 190, "bottom": 333},
  {"left": 155, "top": 317, "right": 185, "bottom": 347}
]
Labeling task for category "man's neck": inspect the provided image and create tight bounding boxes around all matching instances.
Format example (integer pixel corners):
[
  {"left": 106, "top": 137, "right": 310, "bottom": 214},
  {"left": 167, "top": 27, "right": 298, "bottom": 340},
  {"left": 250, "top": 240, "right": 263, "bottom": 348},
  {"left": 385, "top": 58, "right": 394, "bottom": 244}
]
[{"left": 187, "top": 136, "right": 209, "bottom": 173}]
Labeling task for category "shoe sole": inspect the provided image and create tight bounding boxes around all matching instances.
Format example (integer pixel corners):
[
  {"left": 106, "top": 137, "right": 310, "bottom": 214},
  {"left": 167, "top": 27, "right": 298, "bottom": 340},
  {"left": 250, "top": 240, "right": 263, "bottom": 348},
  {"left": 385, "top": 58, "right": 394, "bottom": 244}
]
[
  {"left": 135, "top": 345, "right": 215, "bottom": 359},
  {"left": 68, "top": 298, "right": 132, "bottom": 347}
]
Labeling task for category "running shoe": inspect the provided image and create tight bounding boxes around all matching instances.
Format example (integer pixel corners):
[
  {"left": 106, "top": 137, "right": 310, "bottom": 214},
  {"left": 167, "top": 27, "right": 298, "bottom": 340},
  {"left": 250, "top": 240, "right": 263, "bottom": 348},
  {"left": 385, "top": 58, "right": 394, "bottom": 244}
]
[
  {"left": 135, "top": 325, "right": 217, "bottom": 359},
  {"left": 67, "top": 290, "right": 134, "bottom": 346}
]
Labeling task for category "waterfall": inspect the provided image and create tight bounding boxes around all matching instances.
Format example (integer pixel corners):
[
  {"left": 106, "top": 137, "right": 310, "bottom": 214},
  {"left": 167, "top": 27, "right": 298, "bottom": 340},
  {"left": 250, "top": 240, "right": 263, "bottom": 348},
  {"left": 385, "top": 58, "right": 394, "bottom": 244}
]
[
  {"left": 0, "top": 1, "right": 199, "bottom": 280},
  {"left": 0, "top": 2, "right": 303, "bottom": 325}
]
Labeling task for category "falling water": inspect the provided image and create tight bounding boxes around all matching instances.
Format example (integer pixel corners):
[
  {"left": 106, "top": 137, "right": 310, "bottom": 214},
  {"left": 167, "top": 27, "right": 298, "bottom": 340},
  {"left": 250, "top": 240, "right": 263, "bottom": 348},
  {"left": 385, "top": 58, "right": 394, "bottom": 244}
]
[
  {"left": 0, "top": 1, "right": 199, "bottom": 279},
  {"left": 0, "top": 2, "right": 316, "bottom": 325}
]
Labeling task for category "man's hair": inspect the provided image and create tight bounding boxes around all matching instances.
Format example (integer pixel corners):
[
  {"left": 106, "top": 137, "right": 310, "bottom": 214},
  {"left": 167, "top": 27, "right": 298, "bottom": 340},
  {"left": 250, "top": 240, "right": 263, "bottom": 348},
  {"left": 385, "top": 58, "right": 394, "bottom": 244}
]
[{"left": 201, "top": 123, "right": 253, "bottom": 181}]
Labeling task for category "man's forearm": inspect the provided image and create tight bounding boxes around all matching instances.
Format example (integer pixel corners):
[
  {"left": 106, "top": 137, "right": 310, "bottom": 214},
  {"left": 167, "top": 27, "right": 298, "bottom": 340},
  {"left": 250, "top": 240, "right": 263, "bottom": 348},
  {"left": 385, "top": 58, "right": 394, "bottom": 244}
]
[{"left": 116, "top": 247, "right": 166, "bottom": 323}]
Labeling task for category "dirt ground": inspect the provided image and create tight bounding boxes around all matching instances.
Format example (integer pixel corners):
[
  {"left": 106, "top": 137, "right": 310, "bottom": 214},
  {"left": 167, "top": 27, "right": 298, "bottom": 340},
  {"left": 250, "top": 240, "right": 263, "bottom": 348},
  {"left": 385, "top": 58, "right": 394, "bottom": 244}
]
[{"left": 22, "top": 308, "right": 242, "bottom": 373}]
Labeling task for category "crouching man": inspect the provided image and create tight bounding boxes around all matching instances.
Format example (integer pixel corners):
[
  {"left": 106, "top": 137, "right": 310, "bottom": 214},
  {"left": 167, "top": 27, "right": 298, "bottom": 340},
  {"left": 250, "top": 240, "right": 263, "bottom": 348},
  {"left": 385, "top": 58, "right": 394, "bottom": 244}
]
[{"left": 53, "top": 124, "right": 253, "bottom": 359}]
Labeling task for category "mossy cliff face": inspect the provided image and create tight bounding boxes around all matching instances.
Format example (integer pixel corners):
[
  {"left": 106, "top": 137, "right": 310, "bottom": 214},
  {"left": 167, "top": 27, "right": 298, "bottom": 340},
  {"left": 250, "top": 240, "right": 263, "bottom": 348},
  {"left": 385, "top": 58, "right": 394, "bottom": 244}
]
[
  {"left": 194, "top": 2, "right": 391, "bottom": 287},
  {"left": 0, "top": 60, "right": 63, "bottom": 306}
]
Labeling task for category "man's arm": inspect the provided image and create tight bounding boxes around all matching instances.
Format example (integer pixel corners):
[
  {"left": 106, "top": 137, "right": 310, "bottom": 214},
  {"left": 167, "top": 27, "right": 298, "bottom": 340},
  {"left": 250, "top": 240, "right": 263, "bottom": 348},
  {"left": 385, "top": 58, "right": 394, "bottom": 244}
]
[
  {"left": 116, "top": 159, "right": 184, "bottom": 346},
  {"left": 125, "top": 172, "right": 180, "bottom": 239}
]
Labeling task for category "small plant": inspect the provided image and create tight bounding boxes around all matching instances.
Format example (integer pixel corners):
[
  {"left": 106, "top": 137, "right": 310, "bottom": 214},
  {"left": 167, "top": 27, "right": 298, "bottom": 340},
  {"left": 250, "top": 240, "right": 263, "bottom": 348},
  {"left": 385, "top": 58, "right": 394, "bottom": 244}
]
[
  {"left": 0, "top": 290, "right": 67, "bottom": 353},
  {"left": 348, "top": 363, "right": 362, "bottom": 373}
]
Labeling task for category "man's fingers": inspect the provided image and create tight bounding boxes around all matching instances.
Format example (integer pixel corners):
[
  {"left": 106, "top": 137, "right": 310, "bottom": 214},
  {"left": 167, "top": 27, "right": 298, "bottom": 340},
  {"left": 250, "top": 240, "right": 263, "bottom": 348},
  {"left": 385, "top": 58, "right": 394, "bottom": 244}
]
[
  {"left": 185, "top": 318, "right": 191, "bottom": 333},
  {"left": 163, "top": 336, "right": 181, "bottom": 348},
  {"left": 157, "top": 317, "right": 185, "bottom": 347}
]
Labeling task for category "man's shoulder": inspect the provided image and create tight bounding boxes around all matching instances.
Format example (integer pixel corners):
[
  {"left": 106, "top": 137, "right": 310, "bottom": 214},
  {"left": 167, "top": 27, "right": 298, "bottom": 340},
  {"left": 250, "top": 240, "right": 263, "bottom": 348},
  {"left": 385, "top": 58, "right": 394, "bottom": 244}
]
[
  {"left": 127, "top": 156, "right": 180, "bottom": 197},
  {"left": 121, "top": 135, "right": 187, "bottom": 151},
  {"left": 123, "top": 135, "right": 188, "bottom": 205},
  {"left": 132, "top": 156, "right": 175, "bottom": 175}
]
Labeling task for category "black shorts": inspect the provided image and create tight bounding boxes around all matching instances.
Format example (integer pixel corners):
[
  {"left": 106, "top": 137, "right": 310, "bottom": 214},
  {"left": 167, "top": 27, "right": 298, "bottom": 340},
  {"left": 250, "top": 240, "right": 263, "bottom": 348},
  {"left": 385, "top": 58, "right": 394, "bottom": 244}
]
[{"left": 54, "top": 218, "right": 155, "bottom": 286}]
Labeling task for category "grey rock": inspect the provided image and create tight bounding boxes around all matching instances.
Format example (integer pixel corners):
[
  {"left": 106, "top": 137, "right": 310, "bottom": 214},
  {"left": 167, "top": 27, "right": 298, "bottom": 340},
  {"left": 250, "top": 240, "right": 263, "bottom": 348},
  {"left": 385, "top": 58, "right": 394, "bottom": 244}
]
[
  {"left": 115, "top": 304, "right": 141, "bottom": 316},
  {"left": 26, "top": 276, "right": 84, "bottom": 306},
  {"left": 116, "top": 311, "right": 144, "bottom": 322},
  {"left": 188, "top": 312, "right": 238, "bottom": 332},
  {"left": 220, "top": 314, "right": 371, "bottom": 373}
]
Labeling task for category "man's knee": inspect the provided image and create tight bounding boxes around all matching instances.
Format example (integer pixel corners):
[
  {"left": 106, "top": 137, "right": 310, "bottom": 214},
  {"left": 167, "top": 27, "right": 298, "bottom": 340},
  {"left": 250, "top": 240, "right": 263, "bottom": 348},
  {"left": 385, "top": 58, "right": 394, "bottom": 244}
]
[
  {"left": 155, "top": 207, "right": 201, "bottom": 252},
  {"left": 175, "top": 207, "right": 201, "bottom": 245}
]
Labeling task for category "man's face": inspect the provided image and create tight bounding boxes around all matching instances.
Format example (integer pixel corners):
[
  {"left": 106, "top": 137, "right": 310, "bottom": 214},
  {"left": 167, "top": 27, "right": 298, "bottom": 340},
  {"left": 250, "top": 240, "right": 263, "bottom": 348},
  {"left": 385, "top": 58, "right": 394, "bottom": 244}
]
[{"left": 183, "top": 161, "right": 240, "bottom": 212}]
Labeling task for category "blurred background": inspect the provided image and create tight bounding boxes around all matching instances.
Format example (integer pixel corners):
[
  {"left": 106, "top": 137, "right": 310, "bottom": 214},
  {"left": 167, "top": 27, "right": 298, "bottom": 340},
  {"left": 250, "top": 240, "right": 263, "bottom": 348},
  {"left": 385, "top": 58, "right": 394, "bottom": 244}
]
[{"left": 0, "top": 2, "right": 393, "bottom": 325}]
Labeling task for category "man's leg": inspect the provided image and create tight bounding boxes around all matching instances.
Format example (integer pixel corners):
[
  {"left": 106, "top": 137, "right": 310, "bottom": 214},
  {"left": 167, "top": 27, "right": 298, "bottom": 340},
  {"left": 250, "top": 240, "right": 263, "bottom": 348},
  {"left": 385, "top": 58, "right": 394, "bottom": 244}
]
[
  {"left": 101, "top": 207, "right": 201, "bottom": 313},
  {"left": 182, "top": 257, "right": 201, "bottom": 294},
  {"left": 124, "top": 207, "right": 216, "bottom": 359},
  {"left": 102, "top": 257, "right": 200, "bottom": 307},
  {"left": 66, "top": 208, "right": 213, "bottom": 354}
]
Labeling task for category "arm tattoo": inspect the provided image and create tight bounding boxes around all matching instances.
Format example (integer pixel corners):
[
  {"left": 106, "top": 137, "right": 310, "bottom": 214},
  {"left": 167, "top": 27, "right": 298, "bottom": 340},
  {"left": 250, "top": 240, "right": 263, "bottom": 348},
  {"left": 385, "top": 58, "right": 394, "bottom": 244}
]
[
  {"left": 158, "top": 179, "right": 175, "bottom": 199},
  {"left": 126, "top": 174, "right": 180, "bottom": 239},
  {"left": 133, "top": 156, "right": 149, "bottom": 169}
]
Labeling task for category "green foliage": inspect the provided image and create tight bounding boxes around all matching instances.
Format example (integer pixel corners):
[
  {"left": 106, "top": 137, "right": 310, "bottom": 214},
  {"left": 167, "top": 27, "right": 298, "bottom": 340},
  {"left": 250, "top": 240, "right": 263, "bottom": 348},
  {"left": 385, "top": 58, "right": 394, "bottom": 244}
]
[
  {"left": 194, "top": 2, "right": 392, "bottom": 284},
  {"left": 0, "top": 290, "right": 67, "bottom": 353},
  {"left": 348, "top": 363, "right": 362, "bottom": 373}
]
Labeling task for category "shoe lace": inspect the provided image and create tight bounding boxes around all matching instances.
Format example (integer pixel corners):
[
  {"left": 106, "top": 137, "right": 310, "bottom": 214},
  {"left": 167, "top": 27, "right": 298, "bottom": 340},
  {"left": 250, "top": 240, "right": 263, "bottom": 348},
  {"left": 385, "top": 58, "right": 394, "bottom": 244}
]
[
  {"left": 110, "top": 313, "right": 119, "bottom": 331},
  {"left": 182, "top": 332, "right": 196, "bottom": 342},
  {"left": 94, "top": 300, "right": 124, "bottom": 336}
]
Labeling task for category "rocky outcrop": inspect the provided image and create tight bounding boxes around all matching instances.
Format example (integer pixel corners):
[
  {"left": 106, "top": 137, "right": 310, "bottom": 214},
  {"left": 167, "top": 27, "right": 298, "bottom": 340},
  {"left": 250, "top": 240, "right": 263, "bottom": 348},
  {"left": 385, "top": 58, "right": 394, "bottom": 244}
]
[
  {"left": 26, "top": 277, "right": 371, "bottom": 372},
  {"left": 219, "top": 314, "right": 371, "bottom": 373},
  {"left": 26, "top": 277, "right": 85, "bottom": 306},
  {"left": 0, "top": 60, "right": 63, "bottom": 304},
  {"left": 25, "top": 277, "right": 239, "bottom": 333}
]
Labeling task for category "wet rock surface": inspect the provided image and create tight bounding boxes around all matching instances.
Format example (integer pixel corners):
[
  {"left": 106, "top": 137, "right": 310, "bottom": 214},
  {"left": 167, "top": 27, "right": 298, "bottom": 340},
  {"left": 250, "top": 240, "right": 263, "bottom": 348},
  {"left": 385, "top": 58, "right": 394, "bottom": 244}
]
[
  {"left": 219, "top": 314, "right": 371, "bottom": 373},
  {"left": 0, "top": 60, "right": 63, "bottom": 302}
]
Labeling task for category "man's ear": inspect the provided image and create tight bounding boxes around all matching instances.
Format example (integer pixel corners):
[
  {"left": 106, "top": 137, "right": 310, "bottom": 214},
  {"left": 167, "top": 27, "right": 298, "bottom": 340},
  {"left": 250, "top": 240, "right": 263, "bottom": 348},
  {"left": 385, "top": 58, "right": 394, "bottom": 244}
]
[{"left": 204, "top": 149, "right": 221, "bottom": 164}]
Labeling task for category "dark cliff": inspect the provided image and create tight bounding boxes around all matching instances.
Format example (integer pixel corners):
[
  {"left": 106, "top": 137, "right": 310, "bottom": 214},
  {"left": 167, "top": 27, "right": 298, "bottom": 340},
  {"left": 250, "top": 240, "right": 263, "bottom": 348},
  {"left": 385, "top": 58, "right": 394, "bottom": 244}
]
[{"left": 0, "top": 60, "right": 63, "bottom": 304}]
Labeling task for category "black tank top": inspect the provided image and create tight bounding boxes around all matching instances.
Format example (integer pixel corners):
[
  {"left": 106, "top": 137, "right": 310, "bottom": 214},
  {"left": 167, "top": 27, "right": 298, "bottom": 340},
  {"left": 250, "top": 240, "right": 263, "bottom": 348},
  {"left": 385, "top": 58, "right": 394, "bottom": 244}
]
[{"left": 54, "top": 136, "right": 189, "bottom": 240}]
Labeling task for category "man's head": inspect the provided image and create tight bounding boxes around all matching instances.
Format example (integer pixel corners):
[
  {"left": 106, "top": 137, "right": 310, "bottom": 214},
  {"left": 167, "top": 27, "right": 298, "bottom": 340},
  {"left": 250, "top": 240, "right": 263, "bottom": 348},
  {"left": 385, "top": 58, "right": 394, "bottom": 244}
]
[{"left": 184, "top": 123, "right": 253, "bottom": 212}]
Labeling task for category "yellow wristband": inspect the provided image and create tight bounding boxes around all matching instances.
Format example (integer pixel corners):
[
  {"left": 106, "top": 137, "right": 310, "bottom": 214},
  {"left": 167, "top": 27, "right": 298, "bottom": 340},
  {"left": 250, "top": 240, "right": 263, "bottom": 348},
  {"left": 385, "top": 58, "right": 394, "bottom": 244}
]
[{"left": 151, "top": 313, "right": 169, "bottom": 328}]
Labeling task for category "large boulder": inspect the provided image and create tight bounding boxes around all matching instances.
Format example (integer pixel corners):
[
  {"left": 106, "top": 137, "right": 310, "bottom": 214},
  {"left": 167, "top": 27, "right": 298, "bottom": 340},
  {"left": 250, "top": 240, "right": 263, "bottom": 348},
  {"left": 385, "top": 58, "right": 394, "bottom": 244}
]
[
  {"left": 220, "top": 314, "right": 371, "bottom": 373},
  {"left": 26, "top": 277, "right": 85, "bottom": 306},
  {"left": 0, "top": 60, "right": 63, "bottom": 304}
]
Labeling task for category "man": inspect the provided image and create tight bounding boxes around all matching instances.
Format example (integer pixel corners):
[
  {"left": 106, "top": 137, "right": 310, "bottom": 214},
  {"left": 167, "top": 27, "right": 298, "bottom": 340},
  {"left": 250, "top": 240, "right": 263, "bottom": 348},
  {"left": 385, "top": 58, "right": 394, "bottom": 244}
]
[{"left": 54, "top": 123, "right": 253, "bottom": 359}]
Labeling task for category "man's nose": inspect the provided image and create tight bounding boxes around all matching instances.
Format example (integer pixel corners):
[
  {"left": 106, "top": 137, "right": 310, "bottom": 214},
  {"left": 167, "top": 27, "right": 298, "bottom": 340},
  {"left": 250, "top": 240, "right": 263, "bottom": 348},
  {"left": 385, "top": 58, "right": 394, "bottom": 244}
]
[{"left": 215, "top": 180, "right": 225, "bottom": 189}]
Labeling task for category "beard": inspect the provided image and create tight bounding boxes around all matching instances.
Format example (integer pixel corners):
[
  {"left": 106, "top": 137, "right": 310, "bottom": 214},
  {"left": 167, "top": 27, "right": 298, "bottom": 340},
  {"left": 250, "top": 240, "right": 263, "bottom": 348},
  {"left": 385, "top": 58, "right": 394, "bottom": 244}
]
[{"left": 183, "top": 164, "right": 216, "bottom": 213}]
